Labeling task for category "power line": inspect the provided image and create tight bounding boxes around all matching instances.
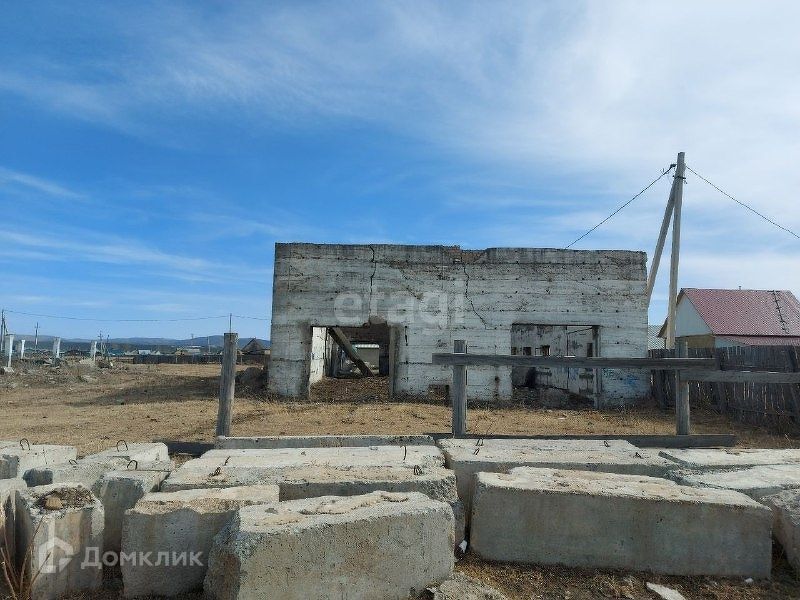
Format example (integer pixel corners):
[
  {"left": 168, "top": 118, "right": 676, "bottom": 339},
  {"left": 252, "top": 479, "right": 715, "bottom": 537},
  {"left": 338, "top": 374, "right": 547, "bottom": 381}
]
[
  {"left": 4, "top": 310, "right": 239, "bottom": 323},
  {"left": 564, "top": 164, "right": 675, "bottom": 249},
  {"left": 686, "top": 165, "right": 800, "bottom": 241}
]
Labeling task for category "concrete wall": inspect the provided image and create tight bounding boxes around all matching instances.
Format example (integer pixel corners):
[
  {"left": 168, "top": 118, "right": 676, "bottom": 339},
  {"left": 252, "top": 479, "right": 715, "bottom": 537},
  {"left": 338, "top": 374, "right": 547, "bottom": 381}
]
[{"left": 269, "top": 243, "right": 649, "bottom": 405}]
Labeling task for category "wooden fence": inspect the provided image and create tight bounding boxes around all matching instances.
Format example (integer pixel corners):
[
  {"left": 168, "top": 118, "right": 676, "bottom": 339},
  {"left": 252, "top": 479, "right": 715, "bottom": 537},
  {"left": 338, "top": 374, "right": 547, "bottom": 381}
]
[{"left": 650, "top": 346, "right": 800, "bottom": 431}]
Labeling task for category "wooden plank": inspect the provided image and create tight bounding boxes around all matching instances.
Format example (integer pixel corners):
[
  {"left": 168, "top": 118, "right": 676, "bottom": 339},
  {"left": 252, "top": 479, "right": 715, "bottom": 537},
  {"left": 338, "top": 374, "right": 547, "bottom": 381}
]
[
  {"left": 328, "top": 327, "right": 375, "bottom": 376},
  {"left": 451, "top": 340, "right": 467, "bottom": 437},
  {"left": 431, "top": 353, "right": 716, "bottom": 370},
  {"left": 686, "top": 370, "right": 800, "bottom": 384},
  {"left": 675, "top": 340, "right": 690, "bottom": 435},
  {"left": 426, "top": 433, "right": 736, "bottom": 448},
  {"left": 786, "top": 347, "right": 800, "bottom": 422}
]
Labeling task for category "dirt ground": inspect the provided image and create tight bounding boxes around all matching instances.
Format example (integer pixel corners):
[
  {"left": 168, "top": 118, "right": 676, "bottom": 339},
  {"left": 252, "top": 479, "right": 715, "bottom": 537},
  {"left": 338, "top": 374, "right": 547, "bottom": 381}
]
[{"left": 1, "top": 361, "right": 800, "bottom": 599}]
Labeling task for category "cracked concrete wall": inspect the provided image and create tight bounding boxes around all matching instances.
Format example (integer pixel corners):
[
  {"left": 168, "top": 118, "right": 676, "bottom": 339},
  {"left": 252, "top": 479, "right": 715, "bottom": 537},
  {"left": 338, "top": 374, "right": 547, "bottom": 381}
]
[{"left": 269, "top": 243, "right": 649, "bottom": 406}]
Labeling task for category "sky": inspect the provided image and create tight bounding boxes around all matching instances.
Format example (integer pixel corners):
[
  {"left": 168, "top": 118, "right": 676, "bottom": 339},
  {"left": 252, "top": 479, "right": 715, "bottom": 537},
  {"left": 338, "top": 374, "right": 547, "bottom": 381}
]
[{"left": 1, "top": 1, "right": 799, "bottom": 340}]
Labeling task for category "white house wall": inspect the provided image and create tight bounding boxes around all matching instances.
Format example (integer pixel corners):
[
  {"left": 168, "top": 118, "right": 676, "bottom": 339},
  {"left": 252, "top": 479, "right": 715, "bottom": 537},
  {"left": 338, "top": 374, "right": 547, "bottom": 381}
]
[
  {"left": 268, "top": 243, "right": 649, "bottom": 406},
  {"left": 675, "top": 296, "right": 712, "bottom": 337}
]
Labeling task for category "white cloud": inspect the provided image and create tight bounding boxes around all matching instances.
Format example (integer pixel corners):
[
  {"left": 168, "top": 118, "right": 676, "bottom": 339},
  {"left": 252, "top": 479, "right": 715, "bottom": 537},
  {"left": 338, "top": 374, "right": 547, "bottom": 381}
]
[
  {"left": 0, "top": 167, "right": 85, "bottom": 200},
  {"left": 2, "top": 1, "right": 800, "bottom": 326}
]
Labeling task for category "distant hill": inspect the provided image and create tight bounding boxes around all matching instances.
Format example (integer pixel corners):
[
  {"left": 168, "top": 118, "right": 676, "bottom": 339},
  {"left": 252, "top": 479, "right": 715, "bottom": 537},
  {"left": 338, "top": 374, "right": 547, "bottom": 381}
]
[{"left": 8, "top": 335, "right": 269, "bottom": 352}]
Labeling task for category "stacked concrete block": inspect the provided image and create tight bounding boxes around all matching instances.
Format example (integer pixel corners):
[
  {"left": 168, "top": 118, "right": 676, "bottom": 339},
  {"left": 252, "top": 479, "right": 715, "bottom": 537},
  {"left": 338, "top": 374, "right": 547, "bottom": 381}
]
[
  {"left": 161, "top": 445, "right": 465, "bottom": 544},
  {"left": 201, "top": 445, "right": 445, "bottom": 466},
  {"left": 15, "top": 483, "right": 104, "bottom": 600},
  {"left": 121, "top": 485, "right": 279, "bottom": 597},
  {"left": 761, "top": 489, "right": 800, "bottom": 574},
  {"left": 470, "top": 468, "right": 772, "bottom": 577},
  {"left": 204, "top": 491, "right": 454, "bottom": 600},
  {"left": 660, "top": 448, "right": 800, "bottom": 470},
  {"left": 0, "top": 478, "right": 25, "bottom": 565},
  {"left": 0, "top": 444, "right": 77, "bottom": 479},
  {"left": 439, "top": 438, "right": 674, "bottom": 515},
  {"left": 674, "top": 464, "right": 800, "bottom": 500},
  {"left": 215, "top": 434, "right": 436, "bottom": 449},
  {"left": 24, "top": 442, "right": 172, "bottom": 488},
  {"left": 94, "top": 468, "right": 172, "bottom": 553},
  {"left": 91, "top": 442, "right": 170, "bottom": 464},
  {"left": 163, "top": 445, "right": 445, "bottom": 491}
]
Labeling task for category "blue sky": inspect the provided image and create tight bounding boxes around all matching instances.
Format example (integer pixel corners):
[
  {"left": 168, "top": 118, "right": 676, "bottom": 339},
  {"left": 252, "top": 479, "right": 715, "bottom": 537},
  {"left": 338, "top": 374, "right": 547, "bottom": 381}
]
[{"left": 2, "top": 1, "right": 800, "bottom": 340}]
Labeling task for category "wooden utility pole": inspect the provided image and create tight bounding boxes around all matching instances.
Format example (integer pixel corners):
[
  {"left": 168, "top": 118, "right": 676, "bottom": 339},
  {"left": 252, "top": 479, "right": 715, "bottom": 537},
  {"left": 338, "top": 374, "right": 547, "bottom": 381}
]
[
  {"left": 451, "top": 340, "right": 467, "bottom": 437},
  {"left": 645, "top": 184, "right": 675, "bottom": 302},
  {"left": 665, "top": 152, "right": 686, "bottom": 349},
  {"left": 675, "top": 339, "right": 691, "bottom": 434},
  {"left": 216, "top": 332, "right": 238, "bottom": 437}
]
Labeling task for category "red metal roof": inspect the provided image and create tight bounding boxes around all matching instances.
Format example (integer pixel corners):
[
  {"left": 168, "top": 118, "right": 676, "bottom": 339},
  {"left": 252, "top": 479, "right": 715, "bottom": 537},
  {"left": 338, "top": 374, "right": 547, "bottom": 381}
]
[{"left": 683, "top": 288, "right": 800, "bottom": 337}]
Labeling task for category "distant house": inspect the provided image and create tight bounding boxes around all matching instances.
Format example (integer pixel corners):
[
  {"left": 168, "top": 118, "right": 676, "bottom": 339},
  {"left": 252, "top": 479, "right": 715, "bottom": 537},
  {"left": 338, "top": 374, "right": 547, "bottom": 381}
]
[
  {"left": 658, "top": 288, "right": 800, "bottom": 348},
  {"left": 241, "top": 338, "right": 268, "bottom": 355},
  {"left": 176, "top": 346, "right": 202, "bottom": 356}
]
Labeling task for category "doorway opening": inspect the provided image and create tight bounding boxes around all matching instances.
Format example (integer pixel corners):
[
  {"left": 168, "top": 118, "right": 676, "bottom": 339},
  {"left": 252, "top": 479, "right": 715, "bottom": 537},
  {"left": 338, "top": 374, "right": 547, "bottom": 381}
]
[
  {"left": 308, "top": 322, "right": 396, "bottom": 401},
  {"left": 511, "top": 324, "right": 599, "bottom": 406}
]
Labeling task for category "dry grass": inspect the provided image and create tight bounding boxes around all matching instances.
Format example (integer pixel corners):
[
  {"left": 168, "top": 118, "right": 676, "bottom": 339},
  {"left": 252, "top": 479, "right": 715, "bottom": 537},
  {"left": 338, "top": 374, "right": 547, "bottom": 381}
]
[
  {"left": 1, "top": 363, "right": 797, "bottom": 454},
  {"left": 1, "top": 362, "right": 800, "bottom": 599}
]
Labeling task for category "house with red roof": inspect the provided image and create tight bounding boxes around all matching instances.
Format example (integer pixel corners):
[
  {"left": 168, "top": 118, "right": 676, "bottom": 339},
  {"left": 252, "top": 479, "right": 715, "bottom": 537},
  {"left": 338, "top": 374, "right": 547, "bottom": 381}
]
[{"left": 658, "top": 288, "right": 800, "bottom": 348}]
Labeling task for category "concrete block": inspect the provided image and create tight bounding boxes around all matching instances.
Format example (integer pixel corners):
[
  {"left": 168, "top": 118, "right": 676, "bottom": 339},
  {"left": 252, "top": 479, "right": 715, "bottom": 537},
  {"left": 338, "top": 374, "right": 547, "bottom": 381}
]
[
  {"left": 0, "top": 445, "right": 77, "bottom": 479},
  {"left": 470, "top": 468, "right": 772, "bottom": 577},
  {"left": 204, "top": 491, "right": 454, "bottom": 600},
  {"left": 90, "top": 442, "right": 170, "bottom": 464},
  {"left": 761, "top": 489, "right": 800, "bottom": 574},
  {"left": 15, "top": 483, "right": 104, "bottom": 600},
  {"left": 201, "top": 444, "right": 445, "bottom": 467},
  {"left": 121, "top": 485, "right": 279, "bottom": 597},
  {"left": 439, "top": 438, "right": 674, "bottom": 515},
  {"left": 94, "top": 468, "right": 171, "bottom": 554},
  {"left": 25, "top": 459, "right": 173, "bottom": 488},
  {"left": 674, "top": 464, "right": 800, "bottom": 500},
  {"left": 161, "top": 461, "right": 466, "bottom": 546},
  {"left": 0, "top": 478, "right": 25, "bottom": 566},
  {"left": 660, "top": 448, "right": 800, "bottom": 469},
  {"left": 216, "top": 434, "right": 436, "bottom": 449}
]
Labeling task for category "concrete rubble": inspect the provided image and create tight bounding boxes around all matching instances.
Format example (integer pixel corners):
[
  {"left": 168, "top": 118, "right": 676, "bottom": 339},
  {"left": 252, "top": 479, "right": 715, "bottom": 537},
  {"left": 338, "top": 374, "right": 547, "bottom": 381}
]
[
  {"left": 759, "top": 489, "right": 800, "bottom": 573},
  {"left": 15, "top": 483, "right": 104, "bottom": 600},
  {"left": 0, "top": 444, "right": 77, "bottom": 479},
  {"left": 673, "top": 464, "right": 800, "bottom": 500},
  {"left": 439, "top": 438, "right": 674, "bottom": 515},
  {"left": 424, "top": 572, "right": 509, "bottom": 600},
  {"left": 204, "top": 491, "right": 454, "bottom": 600},
  {"left": 121, "top": 484, "right": 279, "bottom": 597},
  {"left": 469, "top": 467, "right": 772, "bottom": 577}
]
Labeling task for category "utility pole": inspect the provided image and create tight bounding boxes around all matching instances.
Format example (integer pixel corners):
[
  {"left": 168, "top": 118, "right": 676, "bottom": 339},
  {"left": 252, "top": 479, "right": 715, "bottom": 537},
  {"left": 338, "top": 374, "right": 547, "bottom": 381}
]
[
  {"left": 666, "top": 152, "right": 686, "bottom": 349},
  {"left": 0, "top": 309, "right": 5, "bottom": 355},
  {"left": 34, "top": 322, "right": 39, "bottom": 352},
  {"left": 645, "top": 152, "right": 686, "bottom": 349}
]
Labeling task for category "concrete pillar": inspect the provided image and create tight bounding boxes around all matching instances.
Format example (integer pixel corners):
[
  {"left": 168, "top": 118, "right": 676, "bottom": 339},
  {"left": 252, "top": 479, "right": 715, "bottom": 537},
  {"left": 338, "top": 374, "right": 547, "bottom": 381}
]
[
  {"left": 90, "top": 341, "right": 97, "bottom": 360},
  {"left": 17, "top": 339, "right": 25, "bottom": 359},
  {"left": 52, "top": 337, "right": 61, "bottom": 359},
  {"left": 5, "top": 335, "right": 13, "bottom": 367}
]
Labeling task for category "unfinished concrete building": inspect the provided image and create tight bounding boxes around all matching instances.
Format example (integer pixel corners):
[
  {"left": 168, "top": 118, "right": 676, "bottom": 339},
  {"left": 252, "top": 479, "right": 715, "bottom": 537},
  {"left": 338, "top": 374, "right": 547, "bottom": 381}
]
[{"left": 268, "top": 243, "right": 649, "bottom": 406}]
